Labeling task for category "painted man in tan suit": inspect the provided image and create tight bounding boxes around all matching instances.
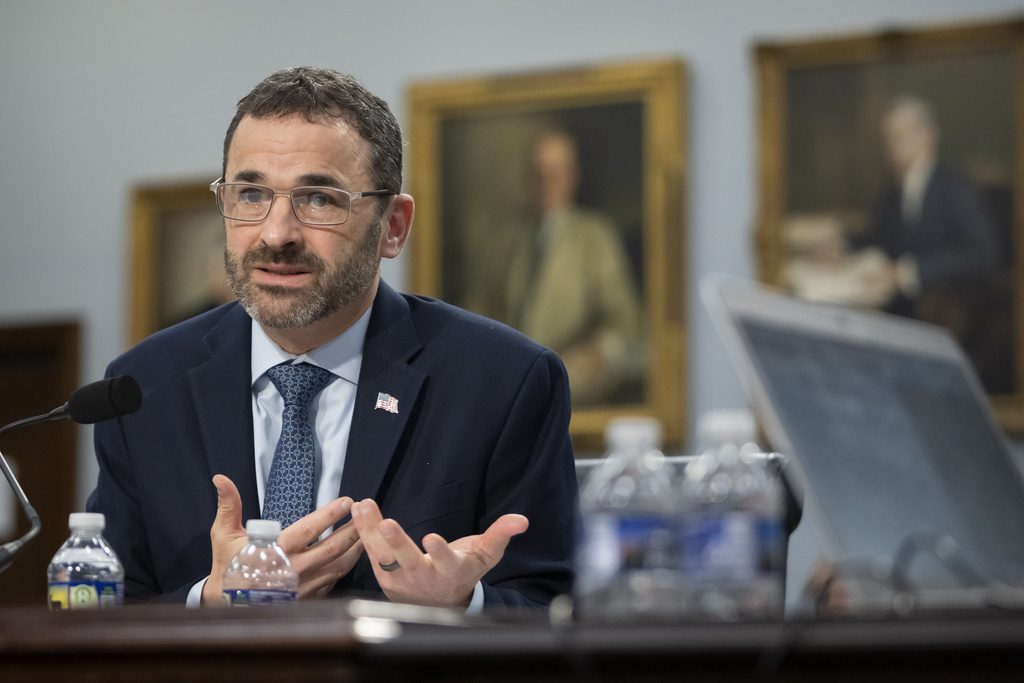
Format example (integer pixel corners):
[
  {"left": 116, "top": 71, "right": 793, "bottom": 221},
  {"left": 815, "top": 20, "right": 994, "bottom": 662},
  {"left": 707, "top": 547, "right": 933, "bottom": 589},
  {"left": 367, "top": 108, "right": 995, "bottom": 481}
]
[{"left": 504, "top": 130, "right": 644, "bottom": 406}]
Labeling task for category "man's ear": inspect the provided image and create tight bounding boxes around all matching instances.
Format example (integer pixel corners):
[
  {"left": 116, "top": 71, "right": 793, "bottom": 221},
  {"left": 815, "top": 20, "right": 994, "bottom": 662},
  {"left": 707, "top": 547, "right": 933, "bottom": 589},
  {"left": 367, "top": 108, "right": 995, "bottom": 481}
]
[{"left": 380, "top": 194, "right": 414, "bottom": 259}]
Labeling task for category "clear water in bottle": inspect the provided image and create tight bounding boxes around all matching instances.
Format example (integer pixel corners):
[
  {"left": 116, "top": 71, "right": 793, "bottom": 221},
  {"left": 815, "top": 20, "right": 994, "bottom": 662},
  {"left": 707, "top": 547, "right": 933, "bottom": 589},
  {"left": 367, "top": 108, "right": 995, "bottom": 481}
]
[
  {"left": 575, "top": 417, "right": 683, "bottom": 619},
  {"left": 47, "top": 512, "right": 124, "bottom": 609},
  {"left": 222, "top": 519, "right": 298, "bottom": 606},
  {"left": 679, "top": 443, "right": 785, "bottom": 620}
]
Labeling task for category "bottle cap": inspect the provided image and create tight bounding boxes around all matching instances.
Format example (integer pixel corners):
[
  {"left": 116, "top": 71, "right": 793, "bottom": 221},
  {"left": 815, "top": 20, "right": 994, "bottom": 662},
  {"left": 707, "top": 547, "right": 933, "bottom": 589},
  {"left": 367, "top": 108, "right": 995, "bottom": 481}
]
[
  {"left": 69, "top": 512, "right": 105, "bottom": 531},
  {"left": 696, "top": 409, "right": 757, "bottom": 450},
  {"left": 246, "top": 519, "right": 282, "bottom": 539},
  {"left": 605, "top": 416, "right": 663, "bottom": 452}
]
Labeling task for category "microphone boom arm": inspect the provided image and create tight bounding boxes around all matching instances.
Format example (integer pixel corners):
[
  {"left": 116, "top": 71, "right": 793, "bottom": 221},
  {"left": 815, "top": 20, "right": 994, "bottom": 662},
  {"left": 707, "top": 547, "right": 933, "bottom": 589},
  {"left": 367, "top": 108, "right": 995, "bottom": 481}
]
[
  {"left": 0, "top": 375, "right": 141, "bottom": 574},
  {"left": 0, "top": 413, "right": 58, "bottom": 574}
]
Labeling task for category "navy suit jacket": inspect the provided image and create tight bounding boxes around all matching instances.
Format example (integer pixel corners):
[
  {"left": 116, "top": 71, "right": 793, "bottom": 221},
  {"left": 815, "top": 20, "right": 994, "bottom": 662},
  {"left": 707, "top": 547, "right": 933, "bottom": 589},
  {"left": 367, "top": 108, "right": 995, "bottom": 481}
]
[
  {"left": 87, "top": 281, "right": 579, "bottom": 607},
  {"left": 864, "top": 165, "right": 996, "bottom": 289}
]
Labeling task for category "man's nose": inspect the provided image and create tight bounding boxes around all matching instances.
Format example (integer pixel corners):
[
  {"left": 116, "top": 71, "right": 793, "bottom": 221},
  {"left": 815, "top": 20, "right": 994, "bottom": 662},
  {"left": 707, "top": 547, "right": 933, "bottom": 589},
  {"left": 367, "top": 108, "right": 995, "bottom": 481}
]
[{"left": 259, "top": 194, "right": 303, "bottom": 248}]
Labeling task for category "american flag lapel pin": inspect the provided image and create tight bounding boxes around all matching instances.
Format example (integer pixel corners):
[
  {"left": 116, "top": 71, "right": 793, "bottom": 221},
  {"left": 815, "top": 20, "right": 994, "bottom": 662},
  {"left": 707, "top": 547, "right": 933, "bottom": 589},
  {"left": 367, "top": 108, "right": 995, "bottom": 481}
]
[{"left": 374, "top": 392, "right": 399, "bottom": 414}]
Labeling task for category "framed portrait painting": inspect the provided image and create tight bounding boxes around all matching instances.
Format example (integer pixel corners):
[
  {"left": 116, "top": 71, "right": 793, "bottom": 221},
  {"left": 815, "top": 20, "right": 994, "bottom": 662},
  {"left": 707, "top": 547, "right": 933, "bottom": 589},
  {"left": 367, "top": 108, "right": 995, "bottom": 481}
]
[
  {"left": 129, "top": 180, "right": 233, "bottom": 345},
  {"left": 756, "top": 18, "right": 1024, "bottom": 431},
  {"left": 407, "top": 59, "right": 687, "bottom": 448}
]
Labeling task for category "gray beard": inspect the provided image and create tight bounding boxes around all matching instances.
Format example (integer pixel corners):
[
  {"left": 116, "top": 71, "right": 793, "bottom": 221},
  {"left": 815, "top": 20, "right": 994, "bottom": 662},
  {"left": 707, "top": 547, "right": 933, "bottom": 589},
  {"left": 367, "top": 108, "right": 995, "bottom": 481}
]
[{"left": 224, "top": 221, "right": 380, "bottom": 329}]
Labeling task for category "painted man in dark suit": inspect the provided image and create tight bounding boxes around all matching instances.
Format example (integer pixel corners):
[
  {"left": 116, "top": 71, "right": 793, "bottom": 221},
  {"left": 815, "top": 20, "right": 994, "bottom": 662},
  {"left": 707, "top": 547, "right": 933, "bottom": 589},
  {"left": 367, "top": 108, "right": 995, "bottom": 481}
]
[
  {"left": 87, "top": 67, "right": 578, "bottom": 609},
  {"left": 859, "top": 95, "right": 997, "bottom": 319}
]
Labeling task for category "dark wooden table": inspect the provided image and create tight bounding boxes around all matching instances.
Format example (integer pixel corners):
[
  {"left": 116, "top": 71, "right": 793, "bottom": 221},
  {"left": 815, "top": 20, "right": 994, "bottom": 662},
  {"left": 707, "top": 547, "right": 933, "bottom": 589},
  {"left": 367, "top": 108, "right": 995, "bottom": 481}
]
[{"left": 1, "top": 599, "right": 1022, "bottom": 682}]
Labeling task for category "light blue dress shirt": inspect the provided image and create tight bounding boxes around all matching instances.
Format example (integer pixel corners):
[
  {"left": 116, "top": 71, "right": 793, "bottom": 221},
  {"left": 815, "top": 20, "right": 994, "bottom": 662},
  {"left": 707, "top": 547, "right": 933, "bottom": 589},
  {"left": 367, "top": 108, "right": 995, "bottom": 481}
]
[{"left": 250, "top": 307, "right": 369, "bottom": 514}]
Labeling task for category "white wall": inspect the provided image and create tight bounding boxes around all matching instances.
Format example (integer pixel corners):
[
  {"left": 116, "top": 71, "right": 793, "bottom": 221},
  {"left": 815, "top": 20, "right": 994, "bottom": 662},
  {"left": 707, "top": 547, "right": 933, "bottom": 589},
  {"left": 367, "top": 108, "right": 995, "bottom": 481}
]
[{"left": 2, "top": 1, "right": 1021, "bottom": 600}]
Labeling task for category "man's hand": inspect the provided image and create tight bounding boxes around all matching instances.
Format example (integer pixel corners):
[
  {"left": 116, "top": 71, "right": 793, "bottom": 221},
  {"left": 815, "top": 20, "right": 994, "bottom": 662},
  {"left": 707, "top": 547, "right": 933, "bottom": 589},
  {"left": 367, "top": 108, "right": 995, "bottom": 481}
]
[
  {"left": 201, "top": 474, "right": 364, "bottom": 605},
  {"left": 350, "top": 498, "right": 528, "bottom": 608}
]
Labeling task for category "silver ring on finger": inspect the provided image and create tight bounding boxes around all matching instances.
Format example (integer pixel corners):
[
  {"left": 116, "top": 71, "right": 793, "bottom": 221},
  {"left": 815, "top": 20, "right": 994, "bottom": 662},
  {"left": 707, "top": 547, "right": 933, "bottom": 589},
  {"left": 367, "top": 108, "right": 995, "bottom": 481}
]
[{"left": 379, "top": 559, "right": 401, "bottom": 572}]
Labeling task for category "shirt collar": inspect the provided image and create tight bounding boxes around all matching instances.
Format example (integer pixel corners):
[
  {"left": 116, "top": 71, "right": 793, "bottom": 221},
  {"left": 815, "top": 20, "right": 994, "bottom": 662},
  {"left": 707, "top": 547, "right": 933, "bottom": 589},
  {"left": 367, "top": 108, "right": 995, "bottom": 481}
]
[
  {"left": 250, "top": 305, "right": 373, "bottom": 387},
  {"left": 539, "top": 206, "right": 573, "bottom": 245},
  {"left": 902, "top": 159, "right": 935, "bottom": 195}
]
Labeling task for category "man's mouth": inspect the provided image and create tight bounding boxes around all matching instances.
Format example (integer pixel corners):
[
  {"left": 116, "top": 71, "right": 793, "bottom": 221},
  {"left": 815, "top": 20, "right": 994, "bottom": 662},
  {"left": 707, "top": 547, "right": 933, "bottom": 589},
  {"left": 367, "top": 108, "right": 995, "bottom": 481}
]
[
  {"left": 252, "top": 263, "right": 313, "bottom": 286},
  {"left": 258, "top": 263, "right": 309, "bottom": 275}
]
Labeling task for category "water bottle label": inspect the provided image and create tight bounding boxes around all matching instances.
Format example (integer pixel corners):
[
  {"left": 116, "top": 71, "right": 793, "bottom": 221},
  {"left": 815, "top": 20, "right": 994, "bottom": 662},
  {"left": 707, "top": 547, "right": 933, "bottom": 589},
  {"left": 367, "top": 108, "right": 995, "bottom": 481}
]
[
  {"left": 222, "top": 588, "right": 297, "bottom": 606},
  {"left": 578, "top": 513, "right": 677, "bottom": 579},
  {"left": 47, "top": 581, "right": 123, "bottom": 610},
  {"left": 681, "top": 512, "right": 782, "bottom": 580}
]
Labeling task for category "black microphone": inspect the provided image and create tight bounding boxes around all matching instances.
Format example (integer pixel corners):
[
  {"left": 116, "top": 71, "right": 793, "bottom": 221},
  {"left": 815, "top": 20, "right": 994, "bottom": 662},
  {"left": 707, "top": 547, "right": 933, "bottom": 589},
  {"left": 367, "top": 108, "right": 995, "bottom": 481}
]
[
  {"left": 0, "top": 375, "right": 142, "bottom": 573},
  {"left": 50, "top": 375, "right": 143, "bottom": 425}
]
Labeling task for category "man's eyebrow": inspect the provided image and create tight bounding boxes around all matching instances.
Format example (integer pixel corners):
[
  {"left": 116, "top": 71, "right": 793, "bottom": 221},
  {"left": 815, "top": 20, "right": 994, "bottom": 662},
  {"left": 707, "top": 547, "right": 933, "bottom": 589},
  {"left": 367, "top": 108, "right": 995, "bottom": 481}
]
[
  {"left": 298, "top": 173, "right": 343, "bottom": 188},
  {"left": 229, "top": 170, "right": 344, "bottom": 188},
  {"left": 232, "top": 170, "right": 264, "bottom": 183}
]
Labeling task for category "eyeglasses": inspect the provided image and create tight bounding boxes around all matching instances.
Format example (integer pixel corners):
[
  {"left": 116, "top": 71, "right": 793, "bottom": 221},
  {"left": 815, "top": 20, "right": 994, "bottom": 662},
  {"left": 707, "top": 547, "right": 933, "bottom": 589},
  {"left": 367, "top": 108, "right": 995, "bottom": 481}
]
[{"left": 209, "top": 178, "right": 395, "bottom": 227}]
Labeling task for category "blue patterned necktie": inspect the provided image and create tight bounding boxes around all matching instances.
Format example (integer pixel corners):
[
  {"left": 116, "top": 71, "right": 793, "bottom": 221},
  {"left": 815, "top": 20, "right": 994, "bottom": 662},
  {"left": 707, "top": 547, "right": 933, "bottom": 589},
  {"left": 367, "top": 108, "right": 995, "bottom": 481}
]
[{"left": 262, "top": 362, "right": 333, "bottom": 528}]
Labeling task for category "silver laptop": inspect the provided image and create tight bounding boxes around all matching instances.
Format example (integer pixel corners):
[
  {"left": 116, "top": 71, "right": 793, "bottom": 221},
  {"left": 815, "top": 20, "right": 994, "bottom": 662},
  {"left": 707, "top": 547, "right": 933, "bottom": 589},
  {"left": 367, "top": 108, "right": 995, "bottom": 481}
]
[{"left": 702, "top": 274, "right": 1024, "bottom": 599}]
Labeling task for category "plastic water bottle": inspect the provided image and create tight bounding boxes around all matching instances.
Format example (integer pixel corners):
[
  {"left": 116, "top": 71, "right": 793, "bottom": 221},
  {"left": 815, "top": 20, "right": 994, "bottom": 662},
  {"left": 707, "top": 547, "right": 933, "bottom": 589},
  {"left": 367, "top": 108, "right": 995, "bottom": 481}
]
[
  {"left": 222, "top": 519, "right": 298, "bottom": 606},
  {"left": 575, "top": 417, "right": 682, "bottom": 619},
  {"left": 678, "top": 443, "right": 785, "bottom": 619},
  {"left": 47, "top": 512, "right": 124, "bottom": 609}
]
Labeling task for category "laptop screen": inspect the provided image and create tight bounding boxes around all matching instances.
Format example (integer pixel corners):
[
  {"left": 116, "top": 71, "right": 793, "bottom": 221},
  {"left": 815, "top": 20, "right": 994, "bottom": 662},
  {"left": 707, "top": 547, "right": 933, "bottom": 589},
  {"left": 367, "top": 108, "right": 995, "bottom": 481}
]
[{"left": 738, "top": 319, "right": 1024, "bottom": 586}]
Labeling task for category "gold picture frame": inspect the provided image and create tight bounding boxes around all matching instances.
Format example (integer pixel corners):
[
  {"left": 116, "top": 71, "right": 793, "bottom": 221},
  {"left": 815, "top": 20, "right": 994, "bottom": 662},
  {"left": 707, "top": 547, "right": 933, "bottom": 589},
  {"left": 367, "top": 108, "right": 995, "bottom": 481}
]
[
  {"left": 407, "top": 59, "right": 687, "bottom": 449},
  {"left": 755, "top": 18, "right": 1024, "bottom": 431},
  {"left": 128, "top": 180, "right": 230, "bottom": 345}
]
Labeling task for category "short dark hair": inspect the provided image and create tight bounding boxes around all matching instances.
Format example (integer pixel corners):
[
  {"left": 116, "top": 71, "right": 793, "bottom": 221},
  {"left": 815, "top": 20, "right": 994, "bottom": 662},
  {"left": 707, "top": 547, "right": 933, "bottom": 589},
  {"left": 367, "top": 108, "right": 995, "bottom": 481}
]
[{"left": 222, "top": 67, "right": 403, "bottom": 194}]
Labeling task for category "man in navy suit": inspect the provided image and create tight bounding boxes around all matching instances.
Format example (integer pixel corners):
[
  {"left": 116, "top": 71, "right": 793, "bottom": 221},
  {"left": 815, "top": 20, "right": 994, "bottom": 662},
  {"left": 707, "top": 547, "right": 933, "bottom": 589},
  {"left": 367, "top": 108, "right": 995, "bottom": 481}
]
[
  {"left": 858, "top": 95, "right": 997, "bottom": 318},
  {"left": 87, "top": 67, "right": 578, "bottom": 609}
]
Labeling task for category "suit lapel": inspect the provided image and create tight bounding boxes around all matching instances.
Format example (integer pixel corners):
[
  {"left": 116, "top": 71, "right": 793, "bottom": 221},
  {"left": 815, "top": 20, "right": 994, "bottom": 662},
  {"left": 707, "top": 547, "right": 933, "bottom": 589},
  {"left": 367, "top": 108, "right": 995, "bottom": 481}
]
[
  {"left": 189, "top": 305, "right": 261, "bottom": 524},
  {"left": 340, "top": 282, "right": 425, "bottom": 504}
]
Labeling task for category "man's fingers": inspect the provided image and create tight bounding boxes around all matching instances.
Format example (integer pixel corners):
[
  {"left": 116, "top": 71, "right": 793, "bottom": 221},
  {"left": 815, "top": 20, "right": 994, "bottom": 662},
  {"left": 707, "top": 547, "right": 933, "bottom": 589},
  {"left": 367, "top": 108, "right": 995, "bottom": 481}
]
[
  {"left": 377, "top": 518, "right": 425, "bottom": 570},
  {"left": 205, "top": 475, "right": 248, "bottom": 606},
  {"left": 211, "top": 474, "right": 244, "bottom": 537},
  {"left": 350, "top": 498, "right": 384, "bottom": 526},
  {"left": 347, "top": 502, "right": 528, "bottom": 608},
  {"left": 351, "top": 499, "right": 422, "bottom": 573},
  {"left": 489, "top": 514, "right": 530, "bottom": 537},
  {"left": 278, "top": 496, "right": 354, "bottom": 554},
  {"left": 297, "top": 540, "right": 365, "bottom": 599},
  {"left": 422, "top": 533, "right": 460, "bottom": 575},
  {"left": 290, "top": 520, "right": 361, "bottom": 574},
  {"left": 477, "top": 514, "right": 529, "bottom": 563}
]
